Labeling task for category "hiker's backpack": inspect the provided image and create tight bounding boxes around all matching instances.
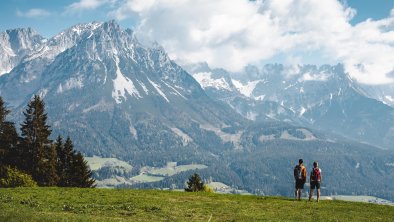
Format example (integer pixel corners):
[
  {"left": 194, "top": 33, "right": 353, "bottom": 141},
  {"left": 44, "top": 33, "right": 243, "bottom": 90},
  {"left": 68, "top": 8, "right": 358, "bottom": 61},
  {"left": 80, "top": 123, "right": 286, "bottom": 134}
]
[
  {"left": 311, "top": 168, "right": 321, "bottom": 181},
  {"left": 294, "top": 165, "right": 302, "bottom": 180}
]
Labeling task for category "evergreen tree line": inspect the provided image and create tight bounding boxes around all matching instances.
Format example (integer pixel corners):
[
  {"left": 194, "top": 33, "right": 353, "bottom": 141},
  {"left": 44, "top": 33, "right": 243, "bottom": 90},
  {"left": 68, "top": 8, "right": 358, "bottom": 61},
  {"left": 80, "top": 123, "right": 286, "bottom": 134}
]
[{"left": 0, "top": 95, "right": 95, "bottom": 187}]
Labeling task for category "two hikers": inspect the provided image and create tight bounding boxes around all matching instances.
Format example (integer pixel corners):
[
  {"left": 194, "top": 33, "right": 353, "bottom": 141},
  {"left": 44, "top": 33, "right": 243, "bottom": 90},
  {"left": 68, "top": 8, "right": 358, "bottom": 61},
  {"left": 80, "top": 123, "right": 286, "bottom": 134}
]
[{"left": 294, "top": 159, "right": 322, "bottom": 202}]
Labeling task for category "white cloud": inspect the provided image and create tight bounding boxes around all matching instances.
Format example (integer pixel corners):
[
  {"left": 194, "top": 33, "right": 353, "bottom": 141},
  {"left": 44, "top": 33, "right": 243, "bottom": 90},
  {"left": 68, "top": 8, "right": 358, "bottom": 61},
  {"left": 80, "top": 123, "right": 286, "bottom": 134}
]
[
  {"left": 109, "top": 0, "right": 394, "bottom": 85},
  {"left": 66, "top": 0, "right": 112, "bottom": 12},
  {"left": 16, "top": 8, "right": 51, "bottom": 18}
]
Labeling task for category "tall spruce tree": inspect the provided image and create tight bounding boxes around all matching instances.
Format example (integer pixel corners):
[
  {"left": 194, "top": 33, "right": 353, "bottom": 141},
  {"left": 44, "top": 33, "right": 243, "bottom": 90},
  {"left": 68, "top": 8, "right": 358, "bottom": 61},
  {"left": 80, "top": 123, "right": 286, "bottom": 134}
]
[
  {"left": 20, "top": 95, "right": 58, "bottom": 186},
  {"left": 0, "top": 97, "right": 18, "bottom": 168},
  {"left": 55, "top": 136, "right": 65, "bottom": 185},
  {"left": 58, "top": 136, "right": 75, "bottom": 186},
  {"left": 58, "top": 137, "right": 95, "bottom": 187},
  {"left": 71, "top": 151, "right": 96, "bottom": 188}
]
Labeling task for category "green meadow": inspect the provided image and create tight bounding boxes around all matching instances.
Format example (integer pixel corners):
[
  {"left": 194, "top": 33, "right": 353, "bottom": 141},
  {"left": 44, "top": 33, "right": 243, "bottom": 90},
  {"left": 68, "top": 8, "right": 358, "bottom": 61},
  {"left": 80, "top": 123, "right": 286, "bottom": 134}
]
[{"left": 0, "top": 187, "right": 392, "bottom": 221}]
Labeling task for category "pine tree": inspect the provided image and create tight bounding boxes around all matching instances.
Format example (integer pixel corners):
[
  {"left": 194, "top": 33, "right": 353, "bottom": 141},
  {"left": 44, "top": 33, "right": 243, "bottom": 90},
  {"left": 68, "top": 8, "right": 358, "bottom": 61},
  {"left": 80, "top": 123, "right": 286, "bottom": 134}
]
[
  {"left": 19, "top": 95, "right": 58, "bottom": 186},
  {"left": 55, "top": 135, "right": 65, "bottom": 185},
  {"left": 58, "top": 137, "right": 75, "bottom": 186},
  {"left": 58, "top": 137, "right": 95, "bottom": 187},
  {"left": 0, "top": 97, "right": 18, "bottom": 168},
  {"left": 70, "top": 151, "right": 96, "bottom": 188},
  {"left": 185, "top": 173, "right": 204, "bottom": 192}
]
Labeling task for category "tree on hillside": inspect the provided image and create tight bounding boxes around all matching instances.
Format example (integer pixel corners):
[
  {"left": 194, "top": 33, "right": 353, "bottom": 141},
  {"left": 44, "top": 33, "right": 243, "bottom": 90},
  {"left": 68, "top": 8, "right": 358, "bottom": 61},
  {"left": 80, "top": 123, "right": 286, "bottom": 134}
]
[
  {"left": 70, "top": 151, "right": 96, "bottom": 188},
  {"left": 19, "top": 95, "right": 58, "bottom": 186},
  {"left": 0, "top": 97, "right": 18, "bottom": 168},
  {"left": 57, "top": 136, "right": 95, "bottom": 187},
  {"left": 57, "top": 136, "right": 76, "bottom": 186},
  {"left": 55, "top": 136, "right": 65, "bottom": 183},
  {"left": 185, "top": 173, "right": 205, "bottom": 192}
]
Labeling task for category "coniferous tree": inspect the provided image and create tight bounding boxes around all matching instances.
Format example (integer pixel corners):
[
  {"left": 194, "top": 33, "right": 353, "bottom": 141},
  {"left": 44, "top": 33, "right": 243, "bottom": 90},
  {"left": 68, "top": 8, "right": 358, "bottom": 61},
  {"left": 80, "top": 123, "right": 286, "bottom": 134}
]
[
  {"left": 0, "top": 97, "right": 18, "bottom": 168},
  {"left": 185, "top": 173, "right": 204, "bottom": 192},
  {"left": 58, "top": 137, "right": 75, "bottom": 186},
  {"left": 59, "top": 137, "right": 95, "bottom": 187},
  {"left": 70, "top": 151, "right": 96, "bottom": 188},
  {"left": 19, "top": 95, "right": 57, "bottom": 186},
  {"left": 55, "top": 135, "right": 65, "bottom": 185}
]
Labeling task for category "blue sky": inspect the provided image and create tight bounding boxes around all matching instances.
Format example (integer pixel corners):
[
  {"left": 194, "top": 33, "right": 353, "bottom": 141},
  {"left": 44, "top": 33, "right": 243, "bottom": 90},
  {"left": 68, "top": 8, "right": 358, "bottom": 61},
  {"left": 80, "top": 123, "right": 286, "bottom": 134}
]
[
  {"left": 1, "top": 0, "right": 394, "bottom": 84},
  {"left": 346, "top": 0, "right": 394, "bottom": 24}
]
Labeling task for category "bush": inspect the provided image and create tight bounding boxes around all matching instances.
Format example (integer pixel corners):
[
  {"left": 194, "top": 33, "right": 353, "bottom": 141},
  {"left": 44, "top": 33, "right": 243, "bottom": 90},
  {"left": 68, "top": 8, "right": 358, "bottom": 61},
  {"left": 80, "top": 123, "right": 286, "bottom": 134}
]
[
  {"left": 203, "top": 184, "right": 214, "bottom": 193},
  {"left": 0, "top": 166, "right": 37, "bottom": 187}
]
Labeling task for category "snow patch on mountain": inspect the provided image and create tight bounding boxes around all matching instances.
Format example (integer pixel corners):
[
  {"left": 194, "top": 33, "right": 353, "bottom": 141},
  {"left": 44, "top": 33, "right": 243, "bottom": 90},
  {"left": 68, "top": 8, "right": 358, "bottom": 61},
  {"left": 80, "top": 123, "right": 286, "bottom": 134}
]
[
  {"left": 57, "top": 76, "right": 84, "bottom": 93},
  {"left": 147, "top": 78, "right": 169, "bottom": 102},
  {"left": 299, "top": 106, "right": 307, "bottom": 117},
  {"left": 163, "top": 81, "right": 187, "bottom": 99},
  {"left": 38, "top": 88, "right": 48, "bottom": 98},
  {"left": 137, "top": 80, "right": 149, "bottom": 95},
  {"left": 231, "top": 79, "right": 261, "bottom": 97},
  {"left": 385, "top": 95, "right": 394, "bottom": 102},
  {"left": 193, "top": 72, "right": 231, "bottom": 91},
  {"left": 255, "top": 95, "right": 265, "bottom": 101},
  {"left": 112, "top": 55, "right": 141, "bottom": 103}
]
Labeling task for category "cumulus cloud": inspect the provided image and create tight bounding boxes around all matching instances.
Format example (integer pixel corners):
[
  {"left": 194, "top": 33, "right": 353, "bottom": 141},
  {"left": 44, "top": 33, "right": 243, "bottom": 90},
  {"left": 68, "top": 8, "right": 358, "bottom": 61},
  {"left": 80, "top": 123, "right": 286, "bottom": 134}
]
[
  {"left": 108, "top": 0, "right": 394, "bottom": 85},
  {"left": 16, "top": 8, "right": 51, "bottom": 18}
]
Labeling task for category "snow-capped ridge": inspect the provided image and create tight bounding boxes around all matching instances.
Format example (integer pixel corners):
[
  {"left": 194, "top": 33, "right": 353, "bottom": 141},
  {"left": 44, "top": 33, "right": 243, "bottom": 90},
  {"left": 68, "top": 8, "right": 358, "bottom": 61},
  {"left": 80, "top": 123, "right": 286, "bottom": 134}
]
[
  {"left": 193, "top": 72, "right": 232, "bottom": 91},
  {"left": 0, "top": 27, "right": 45, "bottom": 74}
]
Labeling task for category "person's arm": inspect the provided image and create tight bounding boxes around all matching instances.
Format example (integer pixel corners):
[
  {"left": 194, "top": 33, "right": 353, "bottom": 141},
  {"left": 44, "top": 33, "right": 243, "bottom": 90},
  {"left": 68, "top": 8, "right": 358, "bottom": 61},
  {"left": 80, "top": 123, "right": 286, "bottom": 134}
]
[{"left": 320, "top": 169, "right": 322, "bottom": 182}]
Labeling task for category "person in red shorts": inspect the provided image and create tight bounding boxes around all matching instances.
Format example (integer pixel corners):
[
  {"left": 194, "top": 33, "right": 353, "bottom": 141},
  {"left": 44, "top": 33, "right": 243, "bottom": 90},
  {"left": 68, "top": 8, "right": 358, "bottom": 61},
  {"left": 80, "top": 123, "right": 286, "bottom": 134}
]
[{"left": 309, "top": 161, "right": 322, "bottom": 202}]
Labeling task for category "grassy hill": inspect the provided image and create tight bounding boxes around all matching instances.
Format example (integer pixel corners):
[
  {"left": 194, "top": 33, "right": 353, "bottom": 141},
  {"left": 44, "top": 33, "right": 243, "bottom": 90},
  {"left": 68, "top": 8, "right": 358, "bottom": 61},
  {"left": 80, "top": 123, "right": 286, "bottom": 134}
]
[{"left": 0, "top": 188, "right": 393, "bottom": 221}]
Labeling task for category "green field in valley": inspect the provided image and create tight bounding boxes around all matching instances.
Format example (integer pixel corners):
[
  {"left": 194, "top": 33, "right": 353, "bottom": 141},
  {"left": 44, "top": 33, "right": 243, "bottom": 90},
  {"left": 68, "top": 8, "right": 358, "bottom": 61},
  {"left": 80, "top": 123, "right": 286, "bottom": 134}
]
[{"left": 0, "top": 187, "right": 393, "bottom": 221}]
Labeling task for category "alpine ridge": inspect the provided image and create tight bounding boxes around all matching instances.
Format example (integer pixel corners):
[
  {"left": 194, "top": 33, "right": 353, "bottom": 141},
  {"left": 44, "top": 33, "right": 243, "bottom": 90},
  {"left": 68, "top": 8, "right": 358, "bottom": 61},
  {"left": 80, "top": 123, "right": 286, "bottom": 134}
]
[{"left": 187, "top": 63, "right": 394, "bottom": 150}]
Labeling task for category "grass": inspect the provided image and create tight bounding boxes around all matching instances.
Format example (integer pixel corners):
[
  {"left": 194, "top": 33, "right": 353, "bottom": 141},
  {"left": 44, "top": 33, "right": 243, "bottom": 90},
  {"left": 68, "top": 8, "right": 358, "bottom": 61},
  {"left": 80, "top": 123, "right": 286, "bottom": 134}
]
[{"left": 0, "top": 187, "right": 393, "bottom": 221}]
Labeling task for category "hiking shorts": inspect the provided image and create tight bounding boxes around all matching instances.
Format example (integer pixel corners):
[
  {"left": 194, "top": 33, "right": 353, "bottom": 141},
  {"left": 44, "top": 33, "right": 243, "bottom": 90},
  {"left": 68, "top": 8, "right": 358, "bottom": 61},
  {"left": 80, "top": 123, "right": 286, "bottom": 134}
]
[
  {"left": 310, "top": 181, "right": 321, "bottom": 189},
  {"left": 295, "top": 179, "right": 305, "bottom": 189}
]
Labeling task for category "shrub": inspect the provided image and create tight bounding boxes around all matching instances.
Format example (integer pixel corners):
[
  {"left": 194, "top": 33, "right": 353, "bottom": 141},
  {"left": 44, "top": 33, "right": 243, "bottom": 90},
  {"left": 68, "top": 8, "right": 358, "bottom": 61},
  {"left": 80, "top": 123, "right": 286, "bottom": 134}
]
[
  {"left": 0, "top": 166, "right": 37, "bottom": 187},
  {"left": 203, "top": 184, "right": 214, "bottom": 193}
]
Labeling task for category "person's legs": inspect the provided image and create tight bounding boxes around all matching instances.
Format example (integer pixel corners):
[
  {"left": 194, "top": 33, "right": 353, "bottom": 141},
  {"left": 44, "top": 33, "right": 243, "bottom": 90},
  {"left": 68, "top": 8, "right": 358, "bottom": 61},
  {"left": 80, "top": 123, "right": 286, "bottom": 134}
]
[
  {"left": 295, "top": 189, "right": 298, "bottom": 199},
  {"left": 309, "top": 188, "right": 314, "bottom": 201},
  {"left": 317, "top": 189, "right": 320, "bottom": 202},
  {"left": 298, "top": 189, "right": 302, "bottom": 200}
]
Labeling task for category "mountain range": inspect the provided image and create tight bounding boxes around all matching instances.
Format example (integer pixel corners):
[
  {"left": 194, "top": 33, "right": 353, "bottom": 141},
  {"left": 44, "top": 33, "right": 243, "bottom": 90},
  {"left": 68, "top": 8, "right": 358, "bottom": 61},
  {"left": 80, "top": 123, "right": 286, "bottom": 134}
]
[
  {"left": 1, "top": 21, "right": 393, "bottom": 201},
  {"left": 186, "top": 63, "right": 394, "bottom": 150}
]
